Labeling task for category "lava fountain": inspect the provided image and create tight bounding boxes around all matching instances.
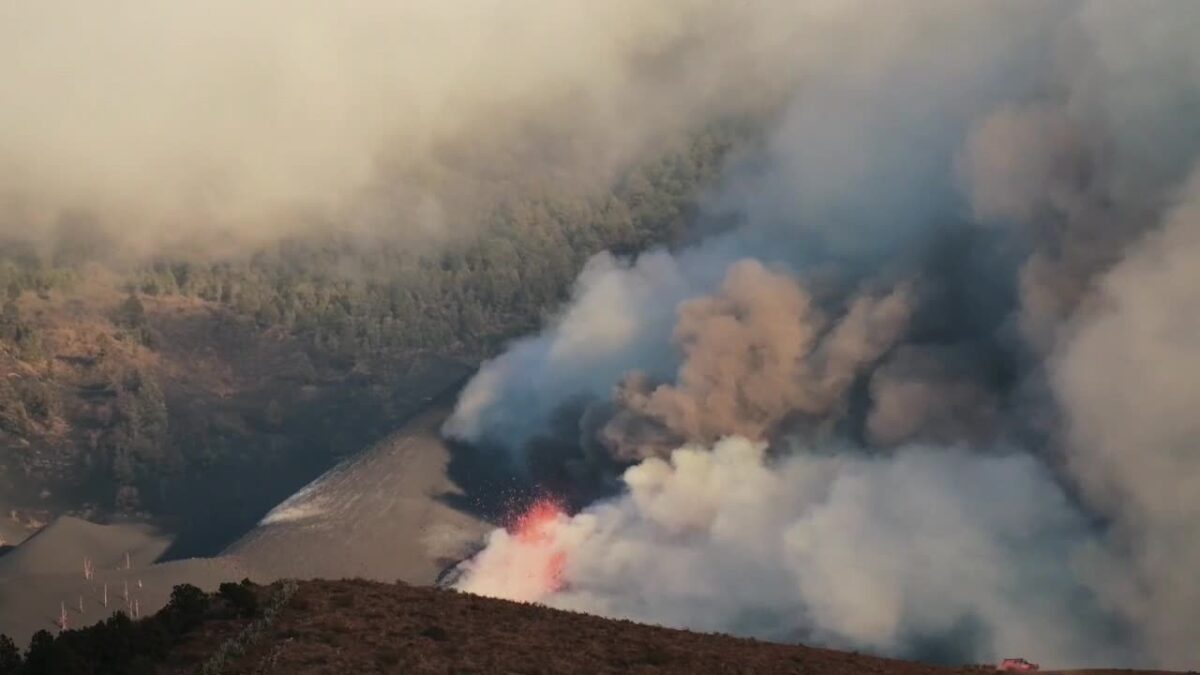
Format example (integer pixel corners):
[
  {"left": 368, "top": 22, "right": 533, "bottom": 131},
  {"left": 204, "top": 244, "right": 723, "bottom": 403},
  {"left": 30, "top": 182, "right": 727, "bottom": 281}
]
[{"left": 454, "top": 496, "right": 570, "bottom": 602}]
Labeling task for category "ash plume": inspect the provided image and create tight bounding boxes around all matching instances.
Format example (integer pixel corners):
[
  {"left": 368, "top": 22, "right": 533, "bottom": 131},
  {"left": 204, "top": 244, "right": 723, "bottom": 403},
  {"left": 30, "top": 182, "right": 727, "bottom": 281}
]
[
  {"left": 448, "top": 1, "right": 1200, "bottom": 669},
  {"left": 601, "top": 261, "right": 912, "bottom": 460}
]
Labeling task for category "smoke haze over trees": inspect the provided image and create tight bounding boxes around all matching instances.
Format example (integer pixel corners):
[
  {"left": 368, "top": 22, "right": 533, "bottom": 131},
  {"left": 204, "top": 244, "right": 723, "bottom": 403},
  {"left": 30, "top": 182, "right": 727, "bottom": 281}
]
[
  {"left": 0, "top": 1, "right": 757, "bottom": 528},
  {"left": 0, "top": 1, "right": 787, "bottom": 257},
  {"left": 0, "top": 128, "right": 739, "bottom": 525}
]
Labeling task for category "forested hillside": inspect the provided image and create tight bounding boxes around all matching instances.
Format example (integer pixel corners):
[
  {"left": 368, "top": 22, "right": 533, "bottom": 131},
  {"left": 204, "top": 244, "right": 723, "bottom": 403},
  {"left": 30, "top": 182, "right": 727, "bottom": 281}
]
[{"left": 0, "top": 126, "right": 744, "bottom": 545}]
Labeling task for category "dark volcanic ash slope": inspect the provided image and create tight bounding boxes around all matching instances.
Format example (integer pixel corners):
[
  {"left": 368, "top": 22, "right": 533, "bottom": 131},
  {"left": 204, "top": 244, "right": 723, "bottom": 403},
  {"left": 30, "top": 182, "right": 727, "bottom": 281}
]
[
  {"left": 224, "top": 402, "right": 492, "bottom": 585},
  {"left": 0, "top": 378, "right": 493, "bottom": 645}
]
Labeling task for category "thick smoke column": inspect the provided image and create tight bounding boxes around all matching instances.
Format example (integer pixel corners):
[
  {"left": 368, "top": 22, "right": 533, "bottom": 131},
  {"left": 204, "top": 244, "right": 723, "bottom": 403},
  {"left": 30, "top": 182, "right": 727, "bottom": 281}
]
[{"left": 448, "top": 1, "right": 1200, "bottom": 669}]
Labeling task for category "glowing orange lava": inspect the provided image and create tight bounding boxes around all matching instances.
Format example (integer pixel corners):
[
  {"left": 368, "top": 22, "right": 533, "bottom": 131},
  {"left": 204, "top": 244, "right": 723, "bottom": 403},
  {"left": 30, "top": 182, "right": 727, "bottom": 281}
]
[{"left": 510, "top": 497, "right": 568, "bottom": 593}]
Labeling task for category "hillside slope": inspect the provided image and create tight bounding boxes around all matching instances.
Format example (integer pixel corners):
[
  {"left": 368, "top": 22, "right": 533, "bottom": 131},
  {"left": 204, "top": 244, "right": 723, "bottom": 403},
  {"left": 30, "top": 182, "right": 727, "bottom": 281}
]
[
  {"left": 174, "top": 579, "right": 1186, "bottom": 675},
  {"left": 1, "top": 577, "right": 1185, "bottom": 674},
  {"left": 0, "top": 515, "right": 254, "bottom": 646},
  {"left": 0, "top": 396, "right": 497, "bottom": 646},
  {"left": 0, "top": 124, "right": 742, "bottom": 540},
  {"left": 225, "top": 402, "right": 492, "bottom": 584},
  {"left": 0, "top": 277, "right": 478, "bottom": 555}
]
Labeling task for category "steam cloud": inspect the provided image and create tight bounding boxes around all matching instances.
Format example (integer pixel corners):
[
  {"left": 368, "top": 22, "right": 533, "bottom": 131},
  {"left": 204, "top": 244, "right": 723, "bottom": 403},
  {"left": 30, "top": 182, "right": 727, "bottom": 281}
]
[{"left": 447, "top": 1, "right": 1200, "bottom": 669}]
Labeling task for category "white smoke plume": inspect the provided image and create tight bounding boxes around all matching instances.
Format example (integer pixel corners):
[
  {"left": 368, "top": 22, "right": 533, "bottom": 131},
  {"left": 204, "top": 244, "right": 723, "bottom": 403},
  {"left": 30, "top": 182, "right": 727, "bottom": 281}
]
[
  {"left": 1054, "top": 171, "right": 1200, "bottom": 666},
  {"left": 456, "top": 437, "right": 1127, "bottom": 668},
  {"left": 448, "top": 1, "right": 1200, "bottom": 669},
  {"left": 442, "top": 249, "right": 706, "bottom": 454}
]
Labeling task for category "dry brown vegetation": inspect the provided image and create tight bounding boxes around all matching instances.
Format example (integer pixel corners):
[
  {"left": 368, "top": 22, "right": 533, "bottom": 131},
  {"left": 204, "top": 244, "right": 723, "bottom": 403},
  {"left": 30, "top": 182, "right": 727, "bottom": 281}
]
[
  {"left": 159, "top": 579, "right": 1186, "bottom": 675},
  {"left": 179, "top": 579, "right": 949, "bottom": 674}
]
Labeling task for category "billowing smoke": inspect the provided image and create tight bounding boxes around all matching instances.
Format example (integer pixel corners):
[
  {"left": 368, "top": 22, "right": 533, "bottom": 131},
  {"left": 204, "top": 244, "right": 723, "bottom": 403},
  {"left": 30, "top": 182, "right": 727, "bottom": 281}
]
[
  {"left": 445, "top": 0, "right": 1064, "bottom": 452},
  {"left": 865, "top": 345, "right": 1001, "bottom": 448},
  {"left": 447, "top": 1, "right": 1200, "bottom": 669},
  {"left": 0, "top": 1, "right": 797, "bottom": 256},
  {"left": 1055, "top": 173, "right": 1200, "bottom": 665},
  {"left": 456, "top": 438, "right": 1126, "bottom": 666},
  {"left": 601, "top": 260, "right": 912, "bottom": 460}
]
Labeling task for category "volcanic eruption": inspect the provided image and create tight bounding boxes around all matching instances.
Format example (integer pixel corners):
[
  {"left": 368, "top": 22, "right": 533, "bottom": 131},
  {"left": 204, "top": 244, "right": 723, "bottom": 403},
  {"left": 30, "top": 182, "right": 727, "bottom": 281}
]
[
  {"left": 444, "top": 1, "right": 1200, "bottom": 670},
  {"left": 453, "top": 497, "right": 569, "bottom": 602}
]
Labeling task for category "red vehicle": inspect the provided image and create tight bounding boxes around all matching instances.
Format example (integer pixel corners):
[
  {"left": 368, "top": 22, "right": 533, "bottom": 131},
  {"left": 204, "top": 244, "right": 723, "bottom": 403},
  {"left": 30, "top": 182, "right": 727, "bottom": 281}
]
[{"left": 999, "top": 658, "right": 1040, "bottom": 671}]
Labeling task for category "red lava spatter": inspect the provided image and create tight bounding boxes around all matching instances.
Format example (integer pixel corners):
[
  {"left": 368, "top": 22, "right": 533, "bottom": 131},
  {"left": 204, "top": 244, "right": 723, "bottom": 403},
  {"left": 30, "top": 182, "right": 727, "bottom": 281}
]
[{"left": 510, "top": 497, "right": 568, "bottom": 593}]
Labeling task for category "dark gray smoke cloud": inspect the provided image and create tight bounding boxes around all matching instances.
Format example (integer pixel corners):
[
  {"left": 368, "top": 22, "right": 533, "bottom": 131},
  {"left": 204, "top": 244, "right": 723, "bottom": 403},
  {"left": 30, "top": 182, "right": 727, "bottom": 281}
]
[
  {"left": 865, "top": 345, "right": 1000, "bottom": 447},
  {"left": 447, "top": 1, "right": 1200, "bottom": 669}
]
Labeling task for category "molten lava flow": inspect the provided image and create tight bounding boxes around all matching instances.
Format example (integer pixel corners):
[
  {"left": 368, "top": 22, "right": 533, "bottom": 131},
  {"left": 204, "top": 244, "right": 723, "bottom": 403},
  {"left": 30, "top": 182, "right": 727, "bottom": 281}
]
[{"left": 510, "top": 497, "right": 568, "bottom": 593}]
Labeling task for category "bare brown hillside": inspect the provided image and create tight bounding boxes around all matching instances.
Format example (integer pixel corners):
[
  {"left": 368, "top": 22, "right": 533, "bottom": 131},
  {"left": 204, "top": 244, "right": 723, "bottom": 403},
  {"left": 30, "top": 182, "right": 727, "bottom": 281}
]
[{"left": 165, "top": 580, "right": 1184, "bottom": 675}]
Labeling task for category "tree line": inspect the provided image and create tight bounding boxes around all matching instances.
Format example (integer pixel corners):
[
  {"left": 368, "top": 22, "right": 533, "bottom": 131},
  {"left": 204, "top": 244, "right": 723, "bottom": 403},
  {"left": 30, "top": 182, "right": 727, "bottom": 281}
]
[
  {"left": 0, "top": 581, "right": 265, "bottom": 675},
  {"left": 127, "top": 127, "right": 739, "bottom": 360},
  {"left": 0, "top": 124, "right": 746, "bottom": 513}
]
